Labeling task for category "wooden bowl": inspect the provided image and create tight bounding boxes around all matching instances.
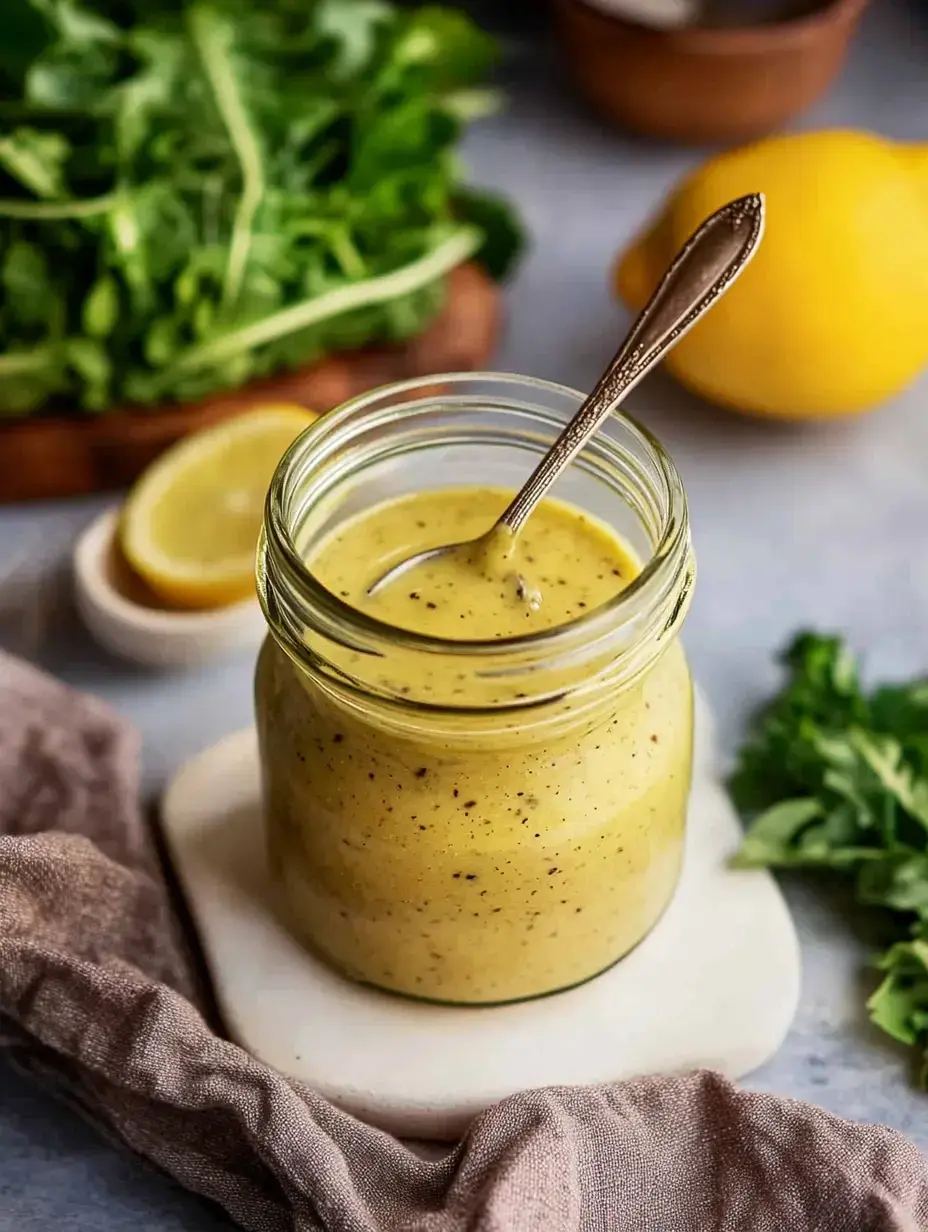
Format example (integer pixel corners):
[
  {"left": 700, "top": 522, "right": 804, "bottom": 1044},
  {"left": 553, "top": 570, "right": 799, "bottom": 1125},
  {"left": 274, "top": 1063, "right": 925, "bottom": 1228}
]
[
  {"left": 0, "top": 263, "right": 501, "bottom": 504},
  {"left": 552, "top": 0, "right": 869, "bottom": 144}
]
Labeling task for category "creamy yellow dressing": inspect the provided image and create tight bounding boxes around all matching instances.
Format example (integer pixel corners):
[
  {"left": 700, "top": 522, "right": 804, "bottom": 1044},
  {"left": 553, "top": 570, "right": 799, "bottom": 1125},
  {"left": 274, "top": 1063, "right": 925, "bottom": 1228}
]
[
  {"left": 256, "top": 485, "right": 693, "bottom": 1003},
  {"left": 319, "top": 487, "right": 635, "bottom": 642}
]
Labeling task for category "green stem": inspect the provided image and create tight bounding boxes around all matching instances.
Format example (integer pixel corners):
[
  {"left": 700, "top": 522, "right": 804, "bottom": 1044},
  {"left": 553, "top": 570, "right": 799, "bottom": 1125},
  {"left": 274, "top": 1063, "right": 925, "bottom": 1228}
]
[
  {"left": 0, "top": 348, "right": 57, "bottom": 376},
  {"left": 0, "top": 193, "right": 119, "bottom": 220},
  {"left": 166, "top": 225, "right": 481, "bottom": 378},
  {"left": 441, "top": 88, "right": 503, "bottom": 121},
  {"left": 188, "top": 3, "right": 265, "bottom": 311},
  {"left": 330, "top": 227, "right": 367, "bottom": 280}
]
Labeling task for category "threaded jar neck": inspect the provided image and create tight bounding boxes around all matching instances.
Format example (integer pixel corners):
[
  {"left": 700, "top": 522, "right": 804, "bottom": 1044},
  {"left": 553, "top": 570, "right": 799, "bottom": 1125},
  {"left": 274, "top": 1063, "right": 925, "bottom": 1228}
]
[{"left": 258, "top": 372, "right": 695, "bottom": 730}]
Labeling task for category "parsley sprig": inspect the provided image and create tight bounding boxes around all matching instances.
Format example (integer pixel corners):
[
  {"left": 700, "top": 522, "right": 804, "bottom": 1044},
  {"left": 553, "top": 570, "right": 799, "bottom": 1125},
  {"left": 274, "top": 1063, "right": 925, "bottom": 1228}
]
[{"left": 731, "top": 633, "right": 928, "bottom": 1081}]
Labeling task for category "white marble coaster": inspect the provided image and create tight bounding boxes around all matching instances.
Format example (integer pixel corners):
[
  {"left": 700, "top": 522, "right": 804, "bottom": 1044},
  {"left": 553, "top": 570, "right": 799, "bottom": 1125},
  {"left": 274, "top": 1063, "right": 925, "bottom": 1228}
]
[{"left": 161, "top": 691, "right": 801, "bottom": 1140}]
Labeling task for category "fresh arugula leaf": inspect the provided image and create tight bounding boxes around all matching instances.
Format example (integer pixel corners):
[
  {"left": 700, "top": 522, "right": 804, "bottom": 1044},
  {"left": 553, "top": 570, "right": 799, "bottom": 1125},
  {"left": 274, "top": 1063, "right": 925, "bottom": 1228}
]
[
  {"left": 383, "top": 6, "right": 498, "bottom": 93},
  {"left": 82, "top": 273, "right": 120, "bottom": 338},
  {"left": 2, "top": 239, "right": 54, "bottom": 326},
  {"left": 0, "top": 128, "right": 70, "bottom": 199},
  {"left": 25, "top": 0, "right": 122, "bottom": 109},
  {"left": 731, "top": 632, "right": 928, "bottom": 1085},
  {"left": 453, "top": 185, "right": 526, "bottom": 281},
  {"left": 313, "top": 0, "right": 392, "bottom": 79},
  {"left": 0, "top": 0, "right": 525, "bottom": 416}
]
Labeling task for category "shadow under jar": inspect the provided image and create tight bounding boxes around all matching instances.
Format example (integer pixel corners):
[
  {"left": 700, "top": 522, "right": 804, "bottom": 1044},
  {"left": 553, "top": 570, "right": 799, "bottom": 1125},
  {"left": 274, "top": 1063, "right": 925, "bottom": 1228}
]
[{"left": 255, "top": 373, "right": 696, "bottom": 1005}]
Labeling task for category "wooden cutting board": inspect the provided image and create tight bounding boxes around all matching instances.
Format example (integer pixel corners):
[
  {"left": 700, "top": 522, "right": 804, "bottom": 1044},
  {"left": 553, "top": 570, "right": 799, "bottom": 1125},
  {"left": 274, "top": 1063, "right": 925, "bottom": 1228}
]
[{"left": 0, "top": 264, "right": 501, "bottom": 503}]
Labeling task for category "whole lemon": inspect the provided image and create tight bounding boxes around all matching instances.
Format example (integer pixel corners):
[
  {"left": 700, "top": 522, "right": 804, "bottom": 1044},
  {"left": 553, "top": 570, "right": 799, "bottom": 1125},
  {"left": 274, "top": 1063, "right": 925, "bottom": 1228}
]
[{"left": 616, "top": 130, "right": 928, "bottom": 419}]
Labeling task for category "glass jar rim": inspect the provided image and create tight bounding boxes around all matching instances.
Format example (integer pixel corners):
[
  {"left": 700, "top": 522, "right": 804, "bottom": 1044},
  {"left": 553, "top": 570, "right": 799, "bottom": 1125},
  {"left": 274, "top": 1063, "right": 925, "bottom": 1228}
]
[{"left": 258, "top": 371, "right": 693, "bottom": 690}]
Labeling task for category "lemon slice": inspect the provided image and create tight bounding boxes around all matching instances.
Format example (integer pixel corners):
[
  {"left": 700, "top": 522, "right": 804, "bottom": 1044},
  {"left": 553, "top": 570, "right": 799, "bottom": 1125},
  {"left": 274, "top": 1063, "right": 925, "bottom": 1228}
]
[{"left": 120, "top": 405, "right": 317, "bottom": 609}]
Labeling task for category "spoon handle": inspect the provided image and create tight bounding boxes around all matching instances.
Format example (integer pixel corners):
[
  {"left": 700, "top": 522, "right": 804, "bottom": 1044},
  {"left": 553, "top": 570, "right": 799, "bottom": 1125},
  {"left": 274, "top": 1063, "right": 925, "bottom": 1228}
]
[{"left": 499, "top": 192, "right": 765, "bottom": 535}]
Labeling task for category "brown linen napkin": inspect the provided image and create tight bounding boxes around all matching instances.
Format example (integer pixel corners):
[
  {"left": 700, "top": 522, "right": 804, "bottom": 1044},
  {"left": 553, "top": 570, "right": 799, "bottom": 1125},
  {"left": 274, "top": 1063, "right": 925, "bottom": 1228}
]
[{"left": 1, "top": 648, "right": 927, "bottom": 1231}]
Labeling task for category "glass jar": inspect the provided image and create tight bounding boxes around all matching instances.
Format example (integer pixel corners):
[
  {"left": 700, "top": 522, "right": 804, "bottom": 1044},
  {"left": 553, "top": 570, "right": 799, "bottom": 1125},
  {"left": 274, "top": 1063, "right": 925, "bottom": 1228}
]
[{"left": 256, "top": 373, "right": 695, "bottom": 1005}]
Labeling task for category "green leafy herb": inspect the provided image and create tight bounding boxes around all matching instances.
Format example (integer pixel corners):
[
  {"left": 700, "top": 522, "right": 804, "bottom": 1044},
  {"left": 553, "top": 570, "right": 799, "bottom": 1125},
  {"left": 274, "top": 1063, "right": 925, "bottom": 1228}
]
[
  {"left": 732, "top": 632, "right": 928, "bottom": 1082},
  {"left": 0, "top": 0, "right": 525, "bottom": 416}
]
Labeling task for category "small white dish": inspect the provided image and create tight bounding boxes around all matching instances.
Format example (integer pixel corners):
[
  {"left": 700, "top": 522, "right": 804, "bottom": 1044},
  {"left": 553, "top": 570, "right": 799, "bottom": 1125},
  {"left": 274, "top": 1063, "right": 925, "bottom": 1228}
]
[{"left": 73, "top": 508, "right": 266, "bottom": 669}]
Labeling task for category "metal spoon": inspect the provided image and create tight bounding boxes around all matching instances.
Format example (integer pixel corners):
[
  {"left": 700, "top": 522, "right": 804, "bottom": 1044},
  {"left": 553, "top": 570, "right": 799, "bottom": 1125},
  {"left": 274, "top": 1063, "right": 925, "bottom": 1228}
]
[{"left": 367, "top": 192, "right": 765, "bottom": 598}]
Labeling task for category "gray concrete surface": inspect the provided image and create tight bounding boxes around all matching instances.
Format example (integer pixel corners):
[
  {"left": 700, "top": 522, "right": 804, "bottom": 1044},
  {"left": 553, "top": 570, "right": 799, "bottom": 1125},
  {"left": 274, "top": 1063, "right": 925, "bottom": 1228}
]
[{"left": 2, "top": 0, "right": 927, "bottom": 1223}]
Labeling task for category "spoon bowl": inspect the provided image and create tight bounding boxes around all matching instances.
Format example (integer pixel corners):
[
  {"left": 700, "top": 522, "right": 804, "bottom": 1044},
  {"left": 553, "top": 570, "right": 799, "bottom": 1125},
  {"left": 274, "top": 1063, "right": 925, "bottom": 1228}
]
[{"left": 367, "top": 523, "right": 544, "bottom": 608}]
